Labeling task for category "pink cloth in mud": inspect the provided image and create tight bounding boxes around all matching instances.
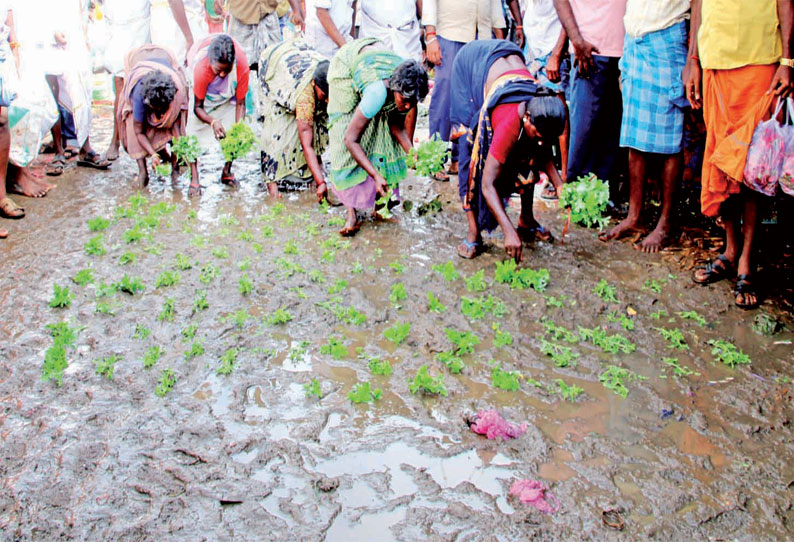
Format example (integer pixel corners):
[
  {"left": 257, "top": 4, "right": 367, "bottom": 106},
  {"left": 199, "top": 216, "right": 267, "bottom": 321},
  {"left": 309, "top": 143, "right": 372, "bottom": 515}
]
[
  {"left": 470, "top": 410, "right": 527, "bottom": 440},
  {"left": 509, "top": 479, "right": 560, "bottom": 515},
  {"left": 330, "top": 176, "right": 400, "bottom": 211}
]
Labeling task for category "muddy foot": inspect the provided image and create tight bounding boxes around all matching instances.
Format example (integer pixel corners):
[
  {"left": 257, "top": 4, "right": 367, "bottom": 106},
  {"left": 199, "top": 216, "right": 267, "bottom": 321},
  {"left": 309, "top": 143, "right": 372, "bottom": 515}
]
[
  {"left": 599, "top": 218, "right": 644, "bottom": 242},
  {"left": 637, "top": 225, "right": 671, "bottom": 254},
  {"left": 339, "top": 219, "right": 362, "bottom": 237},
  {"left": 104, "top": 144, "right": 120, "bottom": 162},
  {"left": 517, "top": 219, "right": 553, "bottom": 243},
  {"left": 8, "top": 168, "right": 52, "bottom": 198}
]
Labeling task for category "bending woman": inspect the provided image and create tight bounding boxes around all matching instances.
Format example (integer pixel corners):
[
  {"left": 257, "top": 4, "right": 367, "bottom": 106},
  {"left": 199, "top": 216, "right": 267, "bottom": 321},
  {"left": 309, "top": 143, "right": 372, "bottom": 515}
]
[
  {"left": 451, "top": 39, "right": 566, "bottom": 262},
  {"left": 328, "top": 37, "right": 428, "bottom": 236},
  {"left": 260, "top": 38, "right": 330, "bottom": 202},
  {"left": 118, "top": 45, "right": 190, "bottom": 189},
  {"left": 187, "top": 33, "right": 250, "bottom": 195}
]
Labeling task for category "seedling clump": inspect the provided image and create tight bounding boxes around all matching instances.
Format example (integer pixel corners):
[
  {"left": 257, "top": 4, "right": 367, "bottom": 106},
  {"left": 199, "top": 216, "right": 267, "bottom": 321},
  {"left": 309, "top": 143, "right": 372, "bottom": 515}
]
[
  {"left": 239, "top": 274, "right": 253, "bottom": 295},
  {"left": 709, "top": 339, "right": 751, "bottom": 368},
  {"left": 678, "top": 310, "right": 707, "bottom": 327},
  {"left": 593, "top": 279, "right": 618, "bottom": 303},
  {"left": 656, "top": 327, "right": 689, "bottom": 350},
  {"left": 266, "top": 307, "right": 293, "bottom": 325},
  {"left": 155, "top": 369, "right": 177, "bottom": 396},
  {"left": 172, "top": 135, "right": 201, "bottom": 167},
  {"left": 555, "top": 379, "right": 584, "bottom": 403},
  {"left": 491, "top": 363, "right": 521, "bottom": 391},
  {"left": 143, "top": 346, "right": 164, "bottom": 369},
  {"left": 304, "top": 378, "right": 322, "bottom": 399},
  {"left": 193, "top": 290, "right": 209, "bottom": 312},
  {"left": 158, "top": 298, "right": 176, "bottom": 322},
  {"left": 559, "top": 173, "right": 610, "bottom": 229},
  {"left": 217, "top": 348, "right": 238, "bottom": 375},
  {"left": 444, "top": 328, "right": 481, "bottom": 355},
  {"left": 347, "top": 381, "right": 382, "bottom": 404},
  {"left": 432, "top": 261, "right": 459, "bottom": 282},
  {"left": 220, "top": 122, "right": 256, "bottom": 162},
  {"left": 368, "top": 358, "right": 393, "bottom": 376},
  {"left": 321, "top": 336, "right": 348, "bottom": 360},
  {"left": 492, "top": 322, "right": 514, "bottom": 347},
  {"left": 184, "top": 340, "right": 205, "bottom": 360},
  {"left": 409, "top": 365, "right": 448, "bottom": 396},
  {"left": 95, "top": 354, "right": 122, "bottom": 380},
  {"left": 427, "top": 292, "right": 447, "bottom": 313},
  {"left": 406, "top": 136, "right": 448, "bottom": 176},
  {"left": 114, "top": 275, "right": 145, "bottom": 295},
  {"left": 155, "top": 270, "right": 181, "bottom": 288},
  {"left": 599, "top": 365, "right": 646, "bottom": 398},
  {"left": 465, "top": 270, "right": 487, "bottom": 292},
  {"left": 389, "top": 283, "right": 407, "bottom": 305},
  {"left": 85, "top": 235, "right": 107, "bottom": 256},
  {"left": 494, "top": 259, "right": 549, "bottom": 291},
  {"left": 435, "top": 351, "right": 465, "bottom": 373},
  {"left": 384, "top": 321, "right": 410, "bottom": 345},
  {"left": 87, "top": 216, "right": 110, "bottom": 232},
  {"left": 661, "top": 357, "right": 699, "bottom": 378},
  {"left": 49, "top": 284, "right": 74, "bottom": 308},
  {"left": 541, "top": 339, "right": 579, "bottom": 368}
]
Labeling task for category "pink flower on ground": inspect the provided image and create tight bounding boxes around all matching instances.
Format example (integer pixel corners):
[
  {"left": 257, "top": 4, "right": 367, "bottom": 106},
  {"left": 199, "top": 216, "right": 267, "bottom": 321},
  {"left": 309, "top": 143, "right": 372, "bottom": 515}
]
[
  {"left": 509, "top": 479, "right": 560, "bottom": 514},
  {"left": 469, "top": 409, "right": 527, "bottom": 440}
]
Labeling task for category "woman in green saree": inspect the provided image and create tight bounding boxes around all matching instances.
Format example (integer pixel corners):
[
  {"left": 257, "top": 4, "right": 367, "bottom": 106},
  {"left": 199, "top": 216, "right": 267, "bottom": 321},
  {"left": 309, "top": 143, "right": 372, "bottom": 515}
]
[{"left": 327, "top": 37, "right": 428, "bottom": 236}]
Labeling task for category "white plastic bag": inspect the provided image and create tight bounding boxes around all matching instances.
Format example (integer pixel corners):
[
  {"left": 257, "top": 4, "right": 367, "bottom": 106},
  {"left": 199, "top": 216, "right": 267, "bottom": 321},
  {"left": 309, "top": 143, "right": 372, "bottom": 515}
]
[
  {"left": 778, "top": 98, "right": 794, "bottom": 197},
  {"left": 743, "top": 99, "right": 785, "bottom": 196}
]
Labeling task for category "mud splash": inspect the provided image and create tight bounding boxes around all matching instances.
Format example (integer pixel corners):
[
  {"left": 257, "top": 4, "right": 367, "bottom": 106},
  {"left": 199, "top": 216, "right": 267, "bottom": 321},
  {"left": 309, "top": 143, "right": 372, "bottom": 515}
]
[{"left": 0, "top": 109, "right": 793, "bottom": 541}]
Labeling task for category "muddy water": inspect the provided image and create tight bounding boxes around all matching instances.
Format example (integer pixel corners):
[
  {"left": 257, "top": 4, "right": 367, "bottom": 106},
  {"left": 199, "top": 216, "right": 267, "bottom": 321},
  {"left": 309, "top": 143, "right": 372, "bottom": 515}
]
[{"left": 1, "top": 111, "right": 793, "bottom": 541}]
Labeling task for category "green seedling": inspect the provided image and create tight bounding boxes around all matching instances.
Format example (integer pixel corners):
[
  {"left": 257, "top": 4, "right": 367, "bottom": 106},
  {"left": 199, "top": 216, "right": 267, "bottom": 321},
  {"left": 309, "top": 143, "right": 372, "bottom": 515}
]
[
  {"left": 143, "top": 346, "right": 164, "bottom": 369},
  {"left": 237, "top": 230, "right": 254, "bottom": 243},
  {"left": 274, "top": 257, "right": 304, "bottom": 278},
  {"left": 187, "top": 209, "right": 197, "bottom": 220},
  {"left": 432, "top": 261, "right": 459, "bottom": 282},
  {"left": 558, "top": 173, "right": 610, "bottom": 229},
  {"left": 406, "top": 136, "right": 448, "bottom": 176},
  {"left": 368, "top": 358, "right": 392, "bottom": 376},
  {"left": 492, "top": 322, "right": 514, "bottom": 347},
  {"left": 95, "top": 354, "right": 122, "bottom": 380},
  {"left": 154, "top": 163, "right": 172, "bottom": 177},
  {"left": 542, "top": 318, "right": 580, "bottom": 343},
  {"left": 661, "top": 357, "right": 699, "bottom": 378},
  {"left": 375, "top": 188, "right": 395, "bottom": 219},
  {"left": 158, "top": 298, "right": 176, "bottom": 322},
  {"left": 461, "top": 295, "right": 506, "bottom": 320},
  {"left": 193, "top": 290, "right": 209, "bottom": 312},
  {"left": 239, "top": 274, "right": 253, "bottom": 295},
  {"left": 321, "top": 336, "right": 348, "bottom": 360},
  {"left": 237, "top": 257, "right": 251, "bottom": 271},
  {"left": 212, "top": 246, "right": 229, "bottom": 259},
  {"left": 95, "top": 301, "right": 117, "bottom": 315},
  {"left": 220, "top": 122, "right": 256, "bottom": 162},
  {"left": 599, "top": 365, "right": 646, "bottom": 398},
  {"left": 42, "top": 321, "right": 80, "bottom": 386},
  {"left": 226, "top": 309, "right": 249, "bottom": 327},
  {"left": 650, "top": 309, "right": 668, "bottom": 320},
  {"left": 427, "top": 292, "right": 447, "bottom": 313},
  {"left": 95, "top": 281, "right": 117, "bottom": 299},
  {"left": 304, "top": 378, "right": 322, "bottom": 399},
  {"left": 491, "top": 362, "right": 521, "bottom": 391},
  {"left": 409, "top": 365, "right": 448, "bottom": 396},
  {"left": 266, "top": 307, "right": 292, "bottom": 325},
  {"left": 309, "top": 269, "right": 326, "bottom": 283},
  {"left": 119, "top": 251, "right": 136, "bottom": 265},
  {"left": 172, "top": 135, "right": 201, "bottom": 167},
  {"left": 607, "top": 310, "right": 635, "bottom": 331},
  {"left": 174, "top": 253, "right": 194, "bottom": 270},
  {"left": 593, "top": 279, "right": 618, "bottom": 303},
  {"left": 352, "top": 262, "right": 364, "bottom": 274},
  {"left": 435, "top": 351, "right": 465, "bottom": 373},
  {"left": 219, "top": 214, "right": 240, "bottom": 226},
  {"left": 444, "top": 328, "right": 481, "bottom": 355},
  {"left": 133, "top": 324, "right": 151, "bottom": 340},
  {"left": 708, "top": 339, "right": 751, "bottom": 368},
  {"left": 541, "top": 339, "right": 579, "bottom": 368},
  {"left": 191, "top": 235, "right": 207, "bottom": 248},
  {"left": 753, "top": 313, "right": 783, "bottom": 336},
  {"left": 643, "top": 278, "right": 663, "bottom": 294},
  {"left": 327, "top": 278, "right": 347, "bottom": 294},
  {"left": 389, "top": 261, "right": 405, "bottom": 274},
  {"left": 555, "top": 379, "right": 584, "bottom": 403},
  {"left": 384, "top": 321, "right": 410, "bottom": 345},
  {"left": 217, "top": 348, "right": 238, "bottom": 375},
  {"left": 579, "top": 326, "right": 636, "bottom": 354},
  {"left": 122, "top": 225, "right": 146, "bottom": 244},
  {"left": 181, "top": 323, "right": 198, "bottom": 340},
  {"left": 155, "top": 270, "right": 180, "bottom": 288},
  {"left": 389, "top": 283, "right": 407, "bottom": 305},
  {"left": 348, "top": 381, "right": 382, "bottom": 403},
  {"left": 143, "top": 242, "right": 164, "bottom": 256},
  {"left": 656, "top": 327, "right": 688, "bottom": 350},
  {"left": 87, "top": 216, "right": 110, "bottom": 232},
  {"left": 320, "top": 249, "right": 336, "bottom": 263},
  {"left": 155, "top": 369, "right": 177, "bottom": 397},
  {"left": 417, "top": 197, "right": 443, "bottom": 216},
  {"left": 49, "top": 284, "right": 74, "bottom": 308},
  {"left": 465, "top": 269, "right": 487, "bottom": 292},
  {"left": 283, "top": 240, "right": 299, "bottom": 255},
  {"left": 545, "top": 296, "right": 565, "bottom": 308},
  {"left": 199, "top": 263, "right": 220, "bottom": 284},
  {"left": 333, "top": 304, "right": 366, "bottom": 325},
  {"left": 494, "top": 259, "right": 550, "bottom": 291},
  {"left": 328, "top": 215, "right": 345, "bottom": 227},
  {"left": 184, "top": 339, "right": 205, "bottom": 360},
  {"left": 678, "top": 310, "right": 707, "bottom": 327},
  {"left": 84, "top": 234, "right": 106, "bottom": 256},
  {"left": 289, "top": 340, "right": 310, "bottom": 363},
  {"left": 114, "top": 275, "right": 145, "bottom": 295}
]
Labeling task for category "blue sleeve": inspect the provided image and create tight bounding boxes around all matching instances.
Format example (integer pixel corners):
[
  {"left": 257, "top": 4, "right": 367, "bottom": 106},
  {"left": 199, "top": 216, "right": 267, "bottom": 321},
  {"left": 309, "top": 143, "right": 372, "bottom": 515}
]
[
  {"left": 359, "top": 81, "right": 388, "bottom": 119},
  {"left": 131, "top": 82, "right": 146, "bottom": 124}
]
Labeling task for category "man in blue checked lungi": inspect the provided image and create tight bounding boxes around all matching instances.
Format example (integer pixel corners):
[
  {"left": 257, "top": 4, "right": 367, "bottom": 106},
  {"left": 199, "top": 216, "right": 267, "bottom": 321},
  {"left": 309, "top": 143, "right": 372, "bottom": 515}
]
[{"left": 600, "top": 1, "right": 691, "bottom": 252}]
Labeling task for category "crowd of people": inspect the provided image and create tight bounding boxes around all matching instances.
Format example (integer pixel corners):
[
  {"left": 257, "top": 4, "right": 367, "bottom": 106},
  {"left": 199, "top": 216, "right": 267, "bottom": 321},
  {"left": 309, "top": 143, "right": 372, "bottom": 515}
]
[{"left": 0, "top": 1, "right": 791, "bottom": 311}]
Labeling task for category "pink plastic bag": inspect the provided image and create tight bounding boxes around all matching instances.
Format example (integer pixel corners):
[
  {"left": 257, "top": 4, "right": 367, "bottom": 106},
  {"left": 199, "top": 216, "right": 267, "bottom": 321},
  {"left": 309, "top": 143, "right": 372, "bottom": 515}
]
[
  {"left": 743, "top": 99, "right": 786, "bottom": 196},
  {"left": 779, "top": 99, "right": 794, "bottom": 197},
  {"left": 468, "top": 409, "right": 528, "bottom": 440},
  {"left": 509, "top": 479, "right": 561, "bottom": 514}
]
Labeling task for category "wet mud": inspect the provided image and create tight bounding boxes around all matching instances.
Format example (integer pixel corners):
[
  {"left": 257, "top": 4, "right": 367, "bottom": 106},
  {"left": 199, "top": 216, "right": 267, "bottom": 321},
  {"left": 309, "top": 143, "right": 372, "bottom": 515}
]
[{"left": 1, "top": 108, "right": 793, "bottom": 541}]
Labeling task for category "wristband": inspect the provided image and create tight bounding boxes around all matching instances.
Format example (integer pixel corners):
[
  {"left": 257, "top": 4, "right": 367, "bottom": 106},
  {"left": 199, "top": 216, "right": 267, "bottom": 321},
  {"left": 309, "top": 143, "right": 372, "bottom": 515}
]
[
  {"left": 426, "top": 36, "right": 438, "bottom": 45},
  {"left": 781, "top": 58, "right": 794, "bottom": 68}
]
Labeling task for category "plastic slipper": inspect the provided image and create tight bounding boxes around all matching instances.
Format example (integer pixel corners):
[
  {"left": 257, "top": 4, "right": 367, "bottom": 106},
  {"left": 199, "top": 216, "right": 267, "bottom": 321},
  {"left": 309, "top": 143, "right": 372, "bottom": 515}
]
[
  {"left": 457, "top": 239, "right": 483, "bottom": 259},
  {"left": 734, "top": 274, "right": 760, "bottom": 310},
  {"left": 45, "top": 155, "right": 67, "bottom": 176},
  {"left": 693, "top": 254, "right": 733, "bottom": 285},
  {"left": 0, "top": 196, "right": 24, "bottom": 219},
  {"left": 77, "top": 151, "right": 111, "bottom": 170}
]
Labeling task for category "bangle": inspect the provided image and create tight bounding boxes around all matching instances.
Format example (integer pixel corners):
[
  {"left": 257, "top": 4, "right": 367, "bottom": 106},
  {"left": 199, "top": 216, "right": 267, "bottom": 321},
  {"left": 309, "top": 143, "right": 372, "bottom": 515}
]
[
  {"left": 8, "top": 41, "right": 19, "bottom": 50},
  {"left": 425, "top": 31, "right": 436, "bottom": 37},
  {"left": 426, "top": 36, "right": 438, "bottom": 45},
  {"left": 690, "top": 54, "right": 699, "bottom": 60},
  {"left": 781, "top": 58, "right": 794, "bottom": 68},
  {"left": 515, "top": 25, "right": 523, "bottom": 30}
]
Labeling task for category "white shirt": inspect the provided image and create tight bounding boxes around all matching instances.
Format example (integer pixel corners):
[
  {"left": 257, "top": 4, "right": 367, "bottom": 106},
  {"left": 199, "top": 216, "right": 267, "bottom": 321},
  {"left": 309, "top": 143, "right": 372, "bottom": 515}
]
[
  {"left": 623, "top": 0, "right": 690, "bottom": 38},
  {"left": 522, "top": 0, "right": 563, "bottom": 61},
  {"left": 304, "top": 0, "right": 354, "bottom": 58},
  {"left": 422, "top": 0, "right": 506, "bottom": 44}
]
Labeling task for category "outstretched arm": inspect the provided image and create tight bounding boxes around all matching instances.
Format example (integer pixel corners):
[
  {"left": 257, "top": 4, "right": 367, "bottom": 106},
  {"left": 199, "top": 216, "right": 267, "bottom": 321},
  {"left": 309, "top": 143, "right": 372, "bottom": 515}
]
[
  {"left": 168, "top": 0, "right": 194, "bottom": 57},
  {"left": 480, "top": 155, "right": 523, "bottom": 262},
  {"left": 297, "top": 119, "right": 326, "bottom": 189}
]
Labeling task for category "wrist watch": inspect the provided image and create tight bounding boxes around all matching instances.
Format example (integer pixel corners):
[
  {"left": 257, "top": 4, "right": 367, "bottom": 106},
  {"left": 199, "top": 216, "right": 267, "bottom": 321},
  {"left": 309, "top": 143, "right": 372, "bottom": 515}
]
[{"left": 781, "top": 58, "right": 794, "bottom": 68}]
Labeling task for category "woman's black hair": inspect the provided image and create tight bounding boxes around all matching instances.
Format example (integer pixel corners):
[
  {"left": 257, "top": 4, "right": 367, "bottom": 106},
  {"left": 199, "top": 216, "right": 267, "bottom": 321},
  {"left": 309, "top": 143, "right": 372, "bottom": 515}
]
[
  {"left": 140, "top": 71, "right": 177, "bottom": 117},
  {"left": 387, "top": 60, "right": 429, "bottom": 103},
  {"left": 313, "top": 60, "right": 330, "bottom": 95},
  {"left": 208, "top": 34, "right": 236, "bottom": 66},
  {"left": 527, "top": 96, "right": 567, "bottom": 141}
]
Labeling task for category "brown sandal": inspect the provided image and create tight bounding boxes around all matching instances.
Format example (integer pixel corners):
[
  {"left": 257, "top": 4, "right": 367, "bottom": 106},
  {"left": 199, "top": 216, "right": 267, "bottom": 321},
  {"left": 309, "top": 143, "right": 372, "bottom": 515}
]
[{"left": 0, "top": 196, "right": 25, "bottom": 219}]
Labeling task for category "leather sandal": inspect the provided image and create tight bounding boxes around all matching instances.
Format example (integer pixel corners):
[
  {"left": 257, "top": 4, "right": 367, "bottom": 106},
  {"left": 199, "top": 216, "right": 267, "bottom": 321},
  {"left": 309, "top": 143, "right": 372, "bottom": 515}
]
[{"left": 0, "top": 196, "right": 25, "bottom": 219}]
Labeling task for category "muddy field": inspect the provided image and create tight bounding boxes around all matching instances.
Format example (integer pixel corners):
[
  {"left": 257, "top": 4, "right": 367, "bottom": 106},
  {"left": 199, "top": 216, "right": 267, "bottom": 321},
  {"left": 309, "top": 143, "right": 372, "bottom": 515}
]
[{"left": 1, "top": 108, "right": 794, "bottom": 542}]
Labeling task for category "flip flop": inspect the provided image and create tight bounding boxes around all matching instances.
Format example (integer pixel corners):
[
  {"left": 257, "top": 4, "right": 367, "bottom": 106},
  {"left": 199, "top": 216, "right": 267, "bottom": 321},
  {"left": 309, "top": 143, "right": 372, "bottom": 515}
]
[
  {"left": 457, "top": 239, "right": 483, "bottom": 259},
  {"left": 433, "top": 170, "right": 450, "bottom": 182},
  {"left": 539, "top": 182, "right": 559, "bottom": 201},
  {"left": 0, "top": 228, "right": 8, "bottom": 239},
  {"left": 693, "top": 254, "right": 733, "bottom": 285},
  {"left": 45, "top": 155, "right": 67, "bottom": 176},
  {"left": 0, "top": 196, "right": 24, "bottom": 219},
  {"left": 734, "top": 274, "right": 760, "bottom": 310},
  {"left": 77, "top": 150, "right": 111, "bottom": 170}
]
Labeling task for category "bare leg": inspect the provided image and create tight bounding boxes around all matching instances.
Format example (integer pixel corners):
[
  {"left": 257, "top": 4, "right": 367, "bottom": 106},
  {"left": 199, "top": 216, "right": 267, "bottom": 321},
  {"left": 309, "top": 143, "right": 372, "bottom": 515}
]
[
  {"left": 339, "top": 205, "right": 361, "bottom": 236},
  {"left": 221, "top": 161, "right": 238, "bottom": 187},
  {"left": 134, "top": 158, "right": 149, "bottom": 187},
  {"left": 188, "top": 161, "right": 201, "bottom": 196},
  {"left": 694, "top": 198, "right": 740, "bottom": 283},
  {"left": 735, "top": 189, "right": 759, "bottom": 307},
  {"left": 457, "top": 209, "right": 483, "bottom": 258},
  {"left": 0, "top": 106, "right": 20, "bottom": 233},
  {"left": 105, "top": 76, "right": 124, "bottom": 161},
  {"left": 558, "top": 93, "right": 569, "bottom": 184},
  {"left": 600, "top": 148, "right": 646, "bottom": 241},
  {"left": 266, "top": 181, "right": 281, "bottom": 198},
  {"left": 639, "top": 152, "right": 680, "bottom": 253},
  {"left": 517, "top": 186, "right": 553, "bottom": 242}
]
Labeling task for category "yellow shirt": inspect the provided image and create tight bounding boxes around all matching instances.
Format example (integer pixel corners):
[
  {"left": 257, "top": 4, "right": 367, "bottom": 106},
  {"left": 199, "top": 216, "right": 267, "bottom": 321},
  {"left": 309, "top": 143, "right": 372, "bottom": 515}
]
[
  {"left": 422, "top": 0, "right": 506, "bottom": 44},
  {"left": 699, "top": 0, "right": 782, "bottom": 70},
  {"left": 624, "top": 0, "right": 690, "bottom": 39},
  {"left": 229, "top": 0, "right": 280, "bottom": 25}
]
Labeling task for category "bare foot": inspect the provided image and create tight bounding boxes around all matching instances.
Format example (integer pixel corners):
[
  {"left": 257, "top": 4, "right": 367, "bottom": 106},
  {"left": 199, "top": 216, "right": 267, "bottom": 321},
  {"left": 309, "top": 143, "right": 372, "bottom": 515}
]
[
  {"left": 599, "top": 218, "right": 644, "bottom": 242},
  {"left": 8, "top": 166, "right": 52, "bottom": 197},
  {"left": 133, "top": 173, "right": 150, "bottom": 188},
  {"left": 105, "top": 143, "right": 120, "bottom": 162},
  {"left": 339, "top": 221, "right": 362, "bottom": 237},
  {"left": 373, "top": 211, "right": 398, "bottom": 223},
  {"left": 0, "top": 227, "right": 7, "bottom": 238},
  {"left": 517, "top": 219, "right": 553, "bottom": 243},
  {"left": 637, "top": 225, "right": 671, "bottom": 254},
  {"left": 188, "top": 183, "right": 202, "bottom": 197},
  {"left": 267, "top": 182, "right": 282, "bottom": 199}
]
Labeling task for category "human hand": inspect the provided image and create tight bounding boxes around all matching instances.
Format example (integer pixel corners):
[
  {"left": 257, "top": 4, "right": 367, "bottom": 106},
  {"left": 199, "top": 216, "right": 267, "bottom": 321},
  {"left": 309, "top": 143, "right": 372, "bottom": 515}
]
[
  {"left": 54, "top": 32, "right": 67, "bottom": 47},
  {"left": 291, "top": 8, "right": 304, "bottom": 28},
  {"left": 151, "top": 153, "right": 162, "bottom": 167},
  {"left": 546, "top": 54, "right": 561, "bottom": 83},
  {"left": 374, "top": 174, "right": 388, "bottom": 197},
  {"left": 426, "top": 38, "right": 442, "bottom": 66},
  {"left": 683, "top": 58, "right": 702, "bottom": 109},
  {"left": 515, "top": 27, "right": 525, "bottom": 49},
  {"left": 212, "top": 120, "right": 226, "bottom": 140},
  {"left": 572, "top": 38, "right": 599, "bottom": 76},
  {"left": 316, "top": 181, "right": 328, "bottom": 203},
  {"left": 504, "top": 228, "right": 523, "bottom": 263},
  {"left": 767, "top": 65, "right": 793, "bottom": 99}
]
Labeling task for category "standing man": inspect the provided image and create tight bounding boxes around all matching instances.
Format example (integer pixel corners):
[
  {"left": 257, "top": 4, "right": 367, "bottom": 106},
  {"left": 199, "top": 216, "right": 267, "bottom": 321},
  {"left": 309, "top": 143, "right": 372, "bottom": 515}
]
[
  {"left": 304, "top": 0, "right": 356, "bottom": 59},
  {"left": 423, "top": 0, "right": 507, "bottom": 182},
  {"left": 688, "top": 0, "right": 792, "bottom": 309},
  {"left": 600, "top": 1, "right": 690, "bottom": 252},
  {"left": 553, "top": 0, "right": 626, "bottom": 192},
  {"left": 359, "top": 0, "right": 422, "bottom": 61},
  {"left": 226, "top": 0, "right": 304, "bottom": 69}
]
